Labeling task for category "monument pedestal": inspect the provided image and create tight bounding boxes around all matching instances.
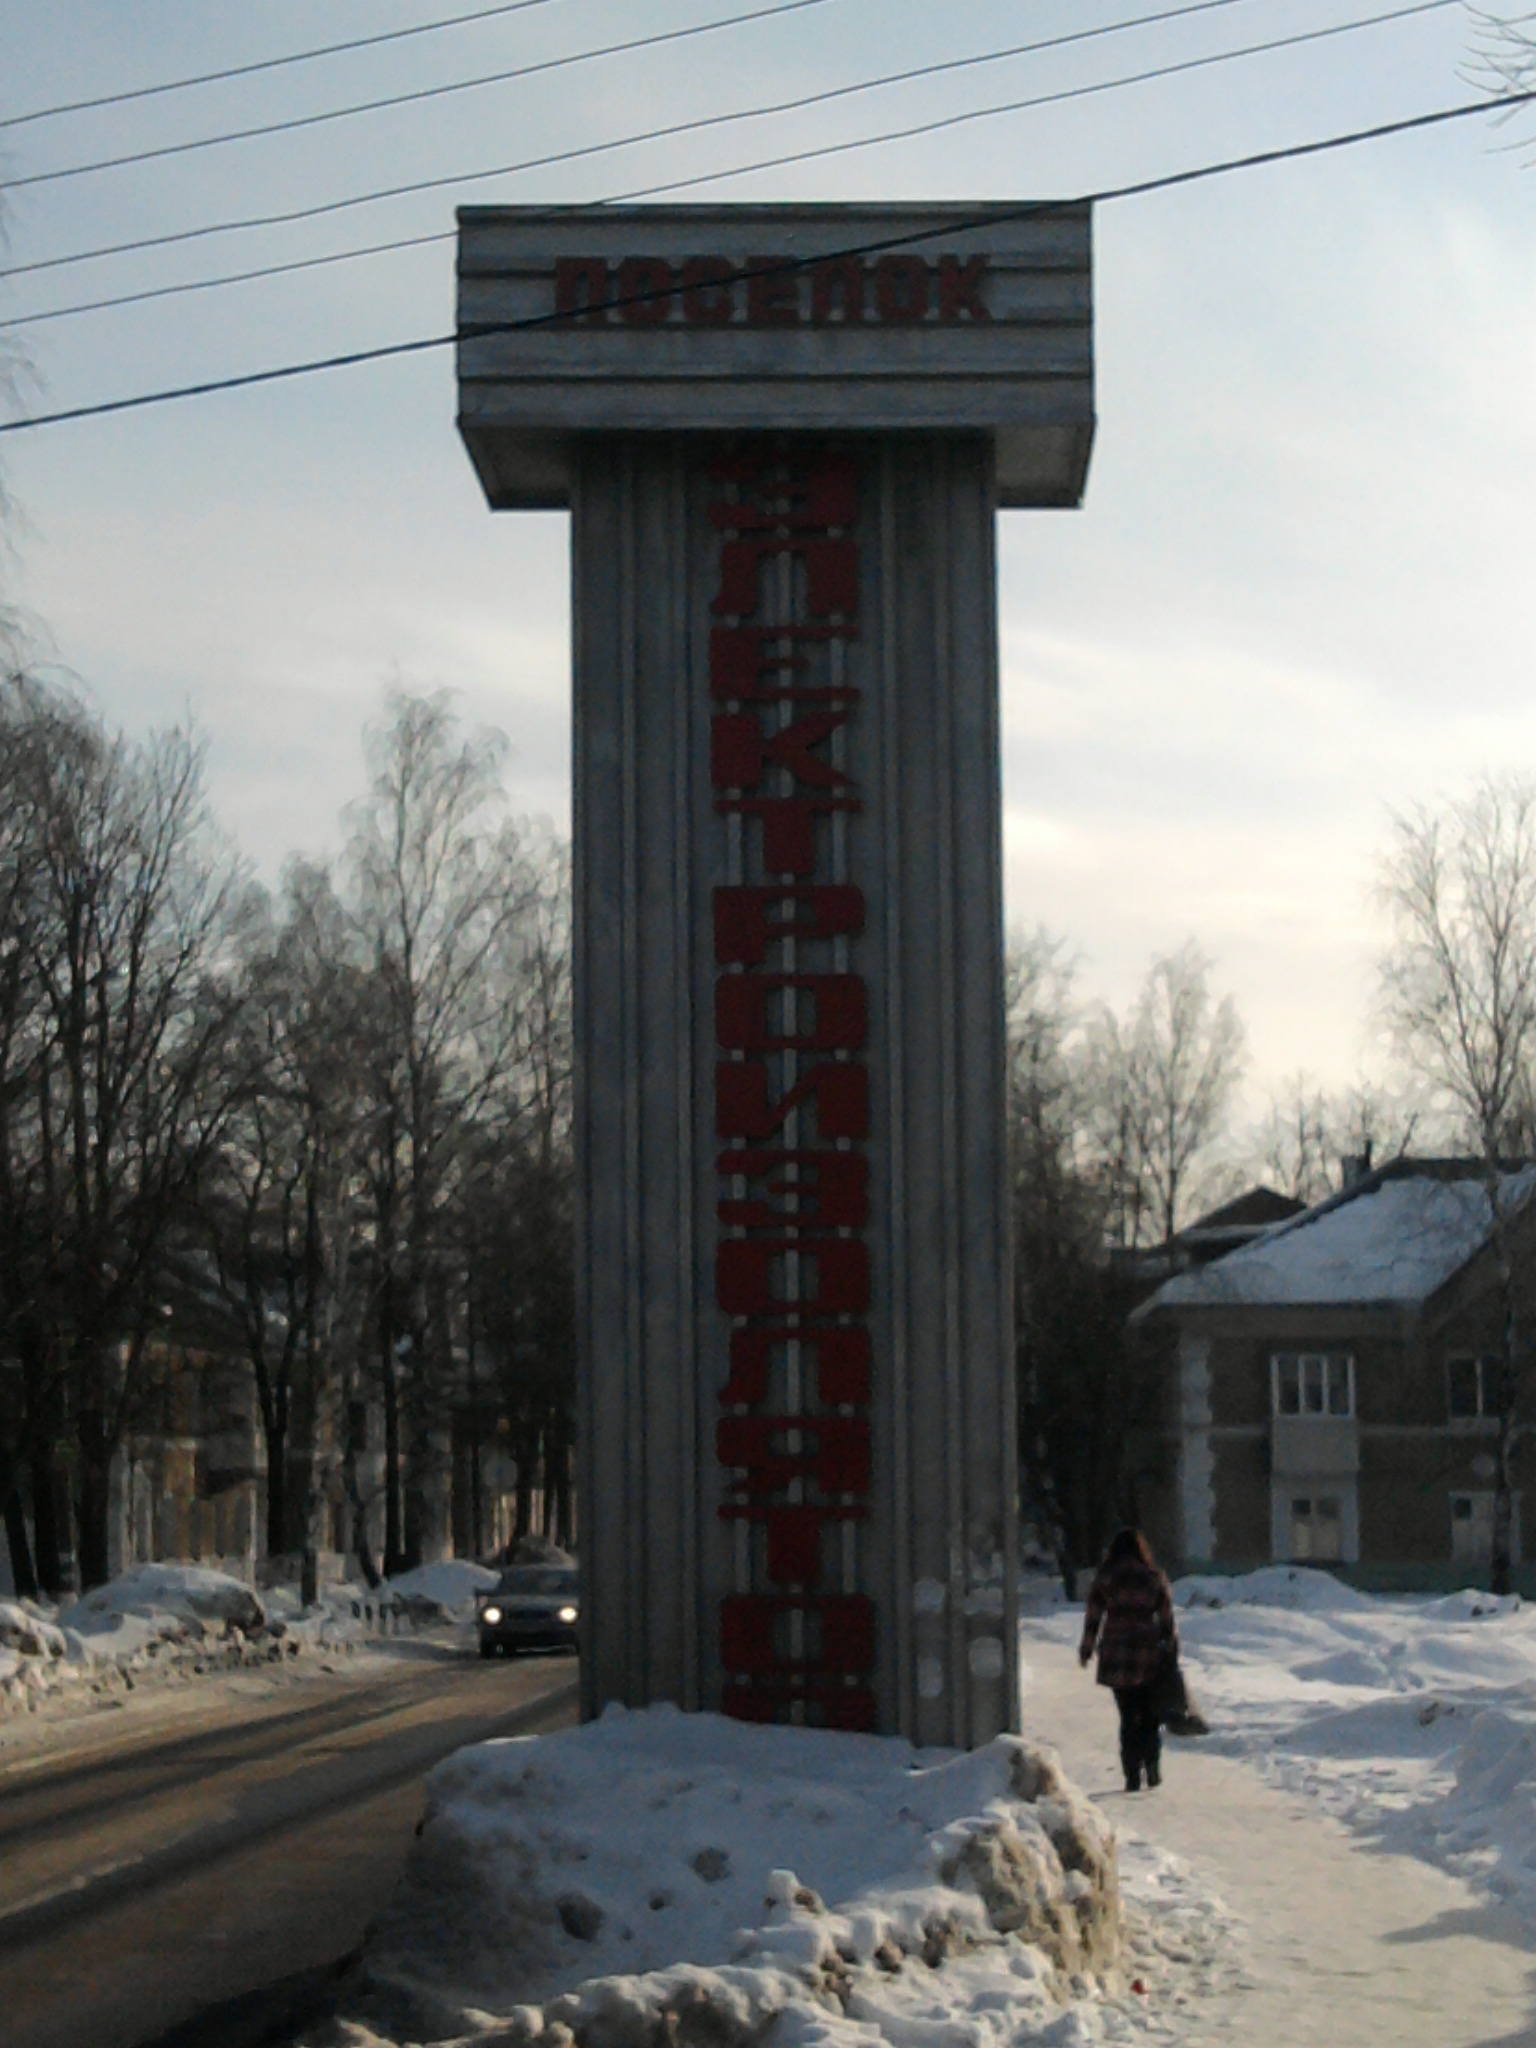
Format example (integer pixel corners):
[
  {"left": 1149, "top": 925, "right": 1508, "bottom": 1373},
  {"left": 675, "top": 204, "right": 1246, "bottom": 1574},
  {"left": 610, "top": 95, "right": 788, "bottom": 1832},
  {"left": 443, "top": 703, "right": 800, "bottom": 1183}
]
[{"left": 573, "top": 433, "right": 1016, "bottom": 1744}]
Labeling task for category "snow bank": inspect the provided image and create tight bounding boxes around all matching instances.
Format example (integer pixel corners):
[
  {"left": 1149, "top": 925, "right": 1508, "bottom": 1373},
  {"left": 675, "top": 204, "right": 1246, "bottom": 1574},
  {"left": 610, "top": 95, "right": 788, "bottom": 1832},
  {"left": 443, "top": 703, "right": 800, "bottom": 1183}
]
[
  {"left": 1172, "top": 1566, "right": 1375, "bottom": 1614},
  {"left": 384, "top": 1559, "right": 498, "bottom": 1618},
  {"left": 340, "top": 1707, "right": 1123, "bottom": 2048},
  {"left": 1025, "top": 1566, "right": 1536, "bottom": 1924},
  {"left": 0, "top": 1559, "right": 483, "bottom": 1725},
  {"left": 63, "top": 1560, "right": 267, "bottom": 1636}
]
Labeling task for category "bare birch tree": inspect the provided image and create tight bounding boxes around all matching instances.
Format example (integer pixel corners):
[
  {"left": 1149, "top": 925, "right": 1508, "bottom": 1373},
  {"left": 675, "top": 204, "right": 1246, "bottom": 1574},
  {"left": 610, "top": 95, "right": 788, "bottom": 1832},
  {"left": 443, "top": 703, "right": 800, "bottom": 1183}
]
[
  {"left": 346, "top": 692, "right": 542, "bottom": 1571},
  {"left": 1088, "top": 942, "right": 1247, "bottom": 1247}
]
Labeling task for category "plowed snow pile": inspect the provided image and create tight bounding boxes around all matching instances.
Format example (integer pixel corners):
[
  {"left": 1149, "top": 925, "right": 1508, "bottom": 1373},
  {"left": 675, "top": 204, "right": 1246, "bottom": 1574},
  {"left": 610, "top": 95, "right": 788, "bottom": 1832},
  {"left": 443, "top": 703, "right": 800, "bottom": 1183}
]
[
  {"left": 1027, "top": 1566, "right": 1536, "bottom": 1920},
  {"left": 0, "top": 1560, "right": 485, "bottom": 1722},
  {"left": 328, "top": 1706, "right": 1138, "bottom": 2048}
]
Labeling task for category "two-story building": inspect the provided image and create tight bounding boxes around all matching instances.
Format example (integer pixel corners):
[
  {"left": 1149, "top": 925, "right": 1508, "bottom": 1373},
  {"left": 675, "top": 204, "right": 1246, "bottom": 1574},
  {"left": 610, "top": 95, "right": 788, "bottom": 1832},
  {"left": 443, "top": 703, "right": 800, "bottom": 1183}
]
[{"left": 1130, "top": 1159, "right": 1536, "bottom": 1587}]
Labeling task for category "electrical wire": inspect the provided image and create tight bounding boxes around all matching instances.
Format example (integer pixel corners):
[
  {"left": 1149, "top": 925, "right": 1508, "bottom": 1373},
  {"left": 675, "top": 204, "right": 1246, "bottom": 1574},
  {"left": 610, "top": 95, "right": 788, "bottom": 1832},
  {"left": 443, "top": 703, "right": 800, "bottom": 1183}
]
[
  {"left": 2, "top": 89, "right": 1529, "bottom": 439},
  {"left": 0, "top": 0, "right": 1460, "bottom": 295},
  {"left": 605, "top": 0, "right": 1464, "bottom": 202},
  {"left": 0, "top": 0, "right": 843, "bottom": 192},
  {"left": 0, "top": 0, "right": 573, "bottom": 131}
]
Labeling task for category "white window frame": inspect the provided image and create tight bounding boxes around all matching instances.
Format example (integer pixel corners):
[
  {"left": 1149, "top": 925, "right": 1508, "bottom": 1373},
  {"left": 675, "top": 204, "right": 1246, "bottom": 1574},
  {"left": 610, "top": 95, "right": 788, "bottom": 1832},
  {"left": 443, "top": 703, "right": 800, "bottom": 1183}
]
[
  {"left": 1270, "top": 1475, "right": 1360, "bottom": 1563},
  {"left": 1446, "top": 1353, "right": 1501, "bottom": 1431},
  {"left": 1449, "top": 1489, "right": 1521, "bottom": 1565},
  {"left": 1271, "top": 1351, "right": 1356, "bottom": 1421}
]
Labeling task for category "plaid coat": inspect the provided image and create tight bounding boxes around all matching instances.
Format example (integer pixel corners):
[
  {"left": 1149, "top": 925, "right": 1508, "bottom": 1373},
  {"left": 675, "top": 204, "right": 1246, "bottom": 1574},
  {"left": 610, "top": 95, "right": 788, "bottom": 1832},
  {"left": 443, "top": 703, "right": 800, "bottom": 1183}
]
[{"left": 1080, "top": 1557, "right": 1177, "bottom": 1691}]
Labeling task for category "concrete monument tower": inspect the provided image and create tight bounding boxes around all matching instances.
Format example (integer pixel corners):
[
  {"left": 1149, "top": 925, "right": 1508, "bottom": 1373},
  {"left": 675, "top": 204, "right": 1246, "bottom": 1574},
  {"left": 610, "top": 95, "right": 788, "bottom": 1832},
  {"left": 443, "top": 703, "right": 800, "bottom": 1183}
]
[{"left": 456, "top": 205, "right": 1093, "bottom": 1747}]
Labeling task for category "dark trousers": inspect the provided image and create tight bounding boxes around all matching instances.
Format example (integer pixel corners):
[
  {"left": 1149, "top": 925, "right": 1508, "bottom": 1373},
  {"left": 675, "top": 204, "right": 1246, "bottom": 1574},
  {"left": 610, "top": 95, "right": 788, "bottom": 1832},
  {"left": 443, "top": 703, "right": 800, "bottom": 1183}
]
[{"left": 1115, "top": 1683, "right": 1161, "bottom": 1785}]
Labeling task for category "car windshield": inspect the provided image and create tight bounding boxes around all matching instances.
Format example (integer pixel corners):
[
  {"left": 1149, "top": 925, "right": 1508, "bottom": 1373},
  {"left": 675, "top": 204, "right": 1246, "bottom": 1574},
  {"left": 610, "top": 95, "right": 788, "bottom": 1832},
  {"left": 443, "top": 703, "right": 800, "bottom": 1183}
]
[{"left": 496, "top": 1567, "right": 577, "bottom": 1596}]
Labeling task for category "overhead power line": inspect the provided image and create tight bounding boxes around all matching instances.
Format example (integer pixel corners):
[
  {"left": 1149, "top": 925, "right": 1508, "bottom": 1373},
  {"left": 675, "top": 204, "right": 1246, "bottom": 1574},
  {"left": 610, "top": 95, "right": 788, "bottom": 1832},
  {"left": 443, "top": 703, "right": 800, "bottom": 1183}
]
[
  {"left": 0, "top": 0, "right": 1459, "bottom": 301},
  {"left": 2, "top": 89, "right": 1530, "bottom": 440},
  {"left": 606, "top": 0, "right": 1463, "bottom": 202},
  {"left": 0, "top": 0, "right": 572, "bottom": 131},
  {"left": 0, "top": 0, "right": 843, "bottom": 191}
]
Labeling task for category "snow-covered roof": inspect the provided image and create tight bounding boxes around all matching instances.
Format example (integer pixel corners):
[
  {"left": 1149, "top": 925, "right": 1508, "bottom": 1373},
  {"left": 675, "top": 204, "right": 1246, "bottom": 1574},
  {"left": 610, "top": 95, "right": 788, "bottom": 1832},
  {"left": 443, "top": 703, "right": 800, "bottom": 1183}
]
[{"left": 1139, "top": 1166, "right": 1536, "bottom": 1313}]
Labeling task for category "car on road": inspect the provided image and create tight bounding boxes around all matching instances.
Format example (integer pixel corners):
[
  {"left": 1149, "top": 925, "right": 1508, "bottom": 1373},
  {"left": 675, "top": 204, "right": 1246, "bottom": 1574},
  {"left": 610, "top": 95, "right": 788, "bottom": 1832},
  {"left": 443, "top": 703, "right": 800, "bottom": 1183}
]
[{"left": 476, "top": 1563, "right": 580, "bottom": 1658}]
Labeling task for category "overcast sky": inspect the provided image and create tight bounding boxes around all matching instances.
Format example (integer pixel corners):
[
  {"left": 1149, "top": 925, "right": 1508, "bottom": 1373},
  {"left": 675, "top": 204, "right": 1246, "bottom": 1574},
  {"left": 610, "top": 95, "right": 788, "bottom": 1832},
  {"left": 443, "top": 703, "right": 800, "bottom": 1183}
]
[{"left": 1, "top": 0, "right": 1533, "bottom": 1116}]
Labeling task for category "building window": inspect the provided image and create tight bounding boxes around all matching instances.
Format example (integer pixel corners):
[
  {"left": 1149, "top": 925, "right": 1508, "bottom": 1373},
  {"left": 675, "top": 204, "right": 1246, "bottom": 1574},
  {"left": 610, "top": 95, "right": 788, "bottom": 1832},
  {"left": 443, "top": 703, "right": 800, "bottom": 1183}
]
[
  {"left": 1272, "top": 1352, "right": 1354, "bottom": 1420},
  {"left": 1450, "top": 1490, "right": 1521, "bottom": 1565},
  {"left": 1289, "top": 1494, "right": 1344, "bottom": 1562},
  {"left": 1447, "top": 1354, "right": 1500, "bottom": 1425}
]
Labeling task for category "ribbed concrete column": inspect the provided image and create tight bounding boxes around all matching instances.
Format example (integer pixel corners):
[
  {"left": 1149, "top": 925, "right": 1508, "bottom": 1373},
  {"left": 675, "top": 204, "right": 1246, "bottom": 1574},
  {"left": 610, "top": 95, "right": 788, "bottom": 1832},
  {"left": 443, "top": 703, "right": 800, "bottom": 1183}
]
[{"left": 572, "top": 432, "right": 1018, "bottom": 1744}]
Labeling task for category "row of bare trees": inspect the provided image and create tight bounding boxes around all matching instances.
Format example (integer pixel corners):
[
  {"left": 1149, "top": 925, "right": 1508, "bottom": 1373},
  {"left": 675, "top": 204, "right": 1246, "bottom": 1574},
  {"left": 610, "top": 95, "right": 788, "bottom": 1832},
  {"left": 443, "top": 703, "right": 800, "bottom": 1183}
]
[
  {"left": 0, "top": 675, "right": 573, "bottom": 1596},
  {"left": 1006, "top": 937, "right": 1249, "bottom": 1579}
]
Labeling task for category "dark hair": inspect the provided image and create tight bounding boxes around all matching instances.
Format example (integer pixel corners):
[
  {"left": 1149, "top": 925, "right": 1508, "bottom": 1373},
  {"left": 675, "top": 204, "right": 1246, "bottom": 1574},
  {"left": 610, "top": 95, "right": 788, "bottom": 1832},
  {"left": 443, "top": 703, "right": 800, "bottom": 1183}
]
[{"left": 1107, "top": 1527, "right": 1153, "bottom": 1567}]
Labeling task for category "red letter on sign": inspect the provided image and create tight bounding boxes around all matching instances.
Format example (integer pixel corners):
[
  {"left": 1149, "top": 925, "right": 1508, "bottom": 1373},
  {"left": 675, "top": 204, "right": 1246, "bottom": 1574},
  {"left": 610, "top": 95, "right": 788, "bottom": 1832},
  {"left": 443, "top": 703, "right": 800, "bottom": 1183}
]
[
  {"left": 716, "top": 1151, "right": 869, "bottom": 1231},
  {"left": 746, "top": 257, "right": 800, "bottom": 325},
  {"left": 720, "top": 1594, "right": 876, "bottom": 1672},
  {"left": 555, "top": 258, "right": 610, "bottom": 323},
  {"left": 714, "top": 885, "right": 865, "bottom": 967},
  {"left": 715, "top": 974, "right": 866, "bottom": 1055},
  {"left": 716, "top": 1059, "right": 868, "bottom": 1141},
  {"left": 718, "top": 1324, "right": 871, "bottom": 1408},
  {"left": 680, "top": 256, "right": 736, "bottom": 324},
  {"left": 709, "top": 628, "right": 859, "bottom": 704},
  {"left": 938, "top": 255, "right": 990, "bottom": 322},
  {"left": 711, "top": 710, "right": 854, "bottom": 793},
  {"left": 875, "top": 256, "right": 930, "bottom": 323},
  {"left": 616, "top": 256, "right": 674, "bottom": 325},
  {"left": 713, "top": 538, "right": 858, "bottom": 621},
  {"left": 715, "top": 797, "right": 862, "bottom": 878},
  {"left": 810, "top": 259, "right": 865, "bottom": 324},
  {"left": 715, "top": 1238, "right": 870, "bottom": 1317}
]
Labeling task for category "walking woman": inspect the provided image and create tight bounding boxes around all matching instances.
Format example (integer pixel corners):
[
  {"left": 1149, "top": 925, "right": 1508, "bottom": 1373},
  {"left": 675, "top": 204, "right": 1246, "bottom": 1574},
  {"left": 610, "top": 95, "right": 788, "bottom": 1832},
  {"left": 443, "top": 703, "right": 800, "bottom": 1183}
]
[{"left": 1078, "top": 1528, "right": 1178, "bottom": 1792}]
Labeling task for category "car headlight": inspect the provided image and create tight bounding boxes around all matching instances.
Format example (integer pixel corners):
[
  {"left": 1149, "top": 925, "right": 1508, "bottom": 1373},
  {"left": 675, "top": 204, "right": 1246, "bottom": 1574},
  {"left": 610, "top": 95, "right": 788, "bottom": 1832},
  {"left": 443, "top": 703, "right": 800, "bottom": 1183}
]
[
  {"left": 482, "top": 1606, "right": 502, "bottom": 1625},
  {"left": 558, "top": 1605, "right": 578, "bottom": 1624}
]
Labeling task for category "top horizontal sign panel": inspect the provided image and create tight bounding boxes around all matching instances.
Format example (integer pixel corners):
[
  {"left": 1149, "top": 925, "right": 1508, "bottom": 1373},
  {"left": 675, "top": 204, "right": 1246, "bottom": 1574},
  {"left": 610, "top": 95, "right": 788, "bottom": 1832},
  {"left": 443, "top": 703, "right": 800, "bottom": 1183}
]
[{"left": 456, "top": 204, "right": 1093, "bottom": 510}]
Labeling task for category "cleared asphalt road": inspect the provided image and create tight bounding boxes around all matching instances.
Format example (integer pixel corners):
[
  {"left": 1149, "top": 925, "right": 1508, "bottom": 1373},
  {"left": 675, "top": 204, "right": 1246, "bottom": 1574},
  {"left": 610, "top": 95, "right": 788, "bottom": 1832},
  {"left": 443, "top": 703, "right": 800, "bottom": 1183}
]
[{"left": 0, "top": 1648, "right": 578, "bottom": 2048}]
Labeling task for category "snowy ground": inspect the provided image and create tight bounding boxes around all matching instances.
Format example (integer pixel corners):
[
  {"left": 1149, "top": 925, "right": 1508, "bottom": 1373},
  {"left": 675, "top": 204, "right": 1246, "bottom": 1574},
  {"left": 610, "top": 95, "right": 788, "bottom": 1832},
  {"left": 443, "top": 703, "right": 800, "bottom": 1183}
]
[
  {"left": 320, "top": 1708, "right": 1167, "bottom": 2048},
  {"left": 1090, "top": 1564, "right": 1536, "bottom": 1918},
  {"left": 326, "top": 1569, "right": 1536, "bottom": 2048},
  {"left": 0, "top": 1556, "right": 498, "bottom": 1730}
]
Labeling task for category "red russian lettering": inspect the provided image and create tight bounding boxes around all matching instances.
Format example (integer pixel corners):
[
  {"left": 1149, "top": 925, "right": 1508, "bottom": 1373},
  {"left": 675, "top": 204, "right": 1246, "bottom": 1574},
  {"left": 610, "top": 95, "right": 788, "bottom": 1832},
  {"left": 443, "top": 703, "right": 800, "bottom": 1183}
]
[
  {"left": 709, "top": 453, "right": 858, "bottom": 536},
  {"left": 554, "top": 257, "right": 611, "bottom": 324},
  {"left": 716, "top": 1058, "right": 868, "bottom": 1142},
  {"left": 875, "top": 255, "right": 929, "bottom": 324},
  {"left": 715, "top": 973, "right": 866, "bottom": 1055},
  {"left": 680, "top": 256, "right": 736, "bottom": 324},
  {"left": 713, "top": 536, "right": 859, "bottom": 620},
  {"left": 716, "top": 1150, "right": 868, "bottom": 1231},
  {"left": 711, "top": 709, "right": 855, "bottom": 793},
  {"left": 720, "top": 1594, "right": 876, "bottom": 1675},
  {"left": 709, "top": 626, "right": 860, "bottom": 703},
  {"left": 616, "top": 256, "right": 674, "bottom": 325},
  {"left": 717, "top": 1414, "right": 871, "bottom": 1498},
  {"left": 713, "top": 885, "right": 865, "bottom": 966},
  {"left": 714, "top": 796, "right": 862, "bottom": 878},
  {"left": 810, "top": 259, "right": 865, "bottom": 325},
  {"left": 938, "top": 255, "right": 990, "bottom": 322},
  {"left": 716, "top": 1238, "right": 870, "bottom": 1316},
  {"left": 719, "top": 1324, "right": 871, "bottom": 1407},
  {"left": 746, "top": 257, "right": 800, "bottom": 325}
]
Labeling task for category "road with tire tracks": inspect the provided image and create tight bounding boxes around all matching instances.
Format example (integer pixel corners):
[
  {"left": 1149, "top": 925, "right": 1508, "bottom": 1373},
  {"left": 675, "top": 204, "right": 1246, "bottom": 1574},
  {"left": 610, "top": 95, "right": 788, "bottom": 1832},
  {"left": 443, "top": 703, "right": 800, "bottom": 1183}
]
[{"left": 0, "top": 1646, "right": 577, "bottom": 2048}]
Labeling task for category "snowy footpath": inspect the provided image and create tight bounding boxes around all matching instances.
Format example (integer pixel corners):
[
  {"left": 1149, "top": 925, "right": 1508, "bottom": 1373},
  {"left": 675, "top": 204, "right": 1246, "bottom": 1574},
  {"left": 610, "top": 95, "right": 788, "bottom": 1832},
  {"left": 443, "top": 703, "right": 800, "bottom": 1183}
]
[{"left": 1021, "top": 1569, "right": 1536, "bottom": 2046}]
